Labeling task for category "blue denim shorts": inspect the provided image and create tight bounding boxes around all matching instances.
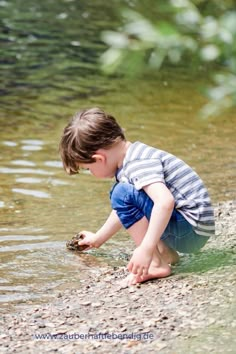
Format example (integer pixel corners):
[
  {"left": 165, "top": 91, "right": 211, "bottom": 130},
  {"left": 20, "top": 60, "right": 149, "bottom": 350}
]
[{"left": 110, "top": 182, "right": 209, "bottom": 254}]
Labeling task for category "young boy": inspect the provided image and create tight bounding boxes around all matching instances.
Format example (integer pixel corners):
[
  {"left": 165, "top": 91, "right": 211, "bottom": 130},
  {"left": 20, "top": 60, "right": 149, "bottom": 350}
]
[{"left": 60, "top": 107, "right": 215, "bottom": 286}]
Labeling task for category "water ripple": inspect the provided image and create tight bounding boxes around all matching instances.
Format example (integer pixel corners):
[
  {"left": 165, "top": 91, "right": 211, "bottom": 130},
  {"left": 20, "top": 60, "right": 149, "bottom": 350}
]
[
  {"left": 11, "top": 160, "right": 36, "bottom": 167},
  {"left": 21, "top": 139, "right": 44, "bottom": 145},
  {"left": 0, "top": 241, "right": 63, "bottom": 252},
  {"left": 21, "top": 145, "right": 42, "bottom": 151},
  {"left": 0, "top": 235, "right": 49, "bottom": 242},
  {"left": 44, "top": 160, "right": 63, "bottom": 168},
  {"left": 2, "top": 141, "right": 18, "bottom": 147},
  {"left": 0, "top": 167, "right": 54, "bottom": 175},
  {"left": 15, "top": 177, "right": 43, "bottom": 184},
  {"left": 12, "top": 188, "right": 51, "bottom": 198}
]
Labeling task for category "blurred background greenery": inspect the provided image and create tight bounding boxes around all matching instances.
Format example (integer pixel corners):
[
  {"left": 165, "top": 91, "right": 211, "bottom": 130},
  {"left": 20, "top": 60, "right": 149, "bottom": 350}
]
[{"left": 101, "top": 0, "right": 236, "bottom": 117}]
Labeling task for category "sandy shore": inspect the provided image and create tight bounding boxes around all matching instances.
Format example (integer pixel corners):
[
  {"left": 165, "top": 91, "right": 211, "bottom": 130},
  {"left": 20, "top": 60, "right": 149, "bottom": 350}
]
[{"left": 0, "top": 201, "right": 235, "bottom": 353}]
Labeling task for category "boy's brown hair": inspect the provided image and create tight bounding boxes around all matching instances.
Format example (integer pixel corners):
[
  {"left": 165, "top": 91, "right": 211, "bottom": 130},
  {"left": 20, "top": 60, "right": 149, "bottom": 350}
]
[{"left": 59, "top": 107, "right": 126, "bottom": 174}]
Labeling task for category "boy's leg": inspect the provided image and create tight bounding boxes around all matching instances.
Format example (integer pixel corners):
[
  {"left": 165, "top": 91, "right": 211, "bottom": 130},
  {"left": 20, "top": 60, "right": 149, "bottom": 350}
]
[
  {"left": 110, "top": 182, "right": 179, "bottom": 285},
  {"left": 123, "top": 217, "right": 171, "bottom": 285},
  {"left": 157, "top": 239, "right": 180, "bottom": 265},
  {"left": 127, "top": 215, "right": 179, "bottom": 265}
]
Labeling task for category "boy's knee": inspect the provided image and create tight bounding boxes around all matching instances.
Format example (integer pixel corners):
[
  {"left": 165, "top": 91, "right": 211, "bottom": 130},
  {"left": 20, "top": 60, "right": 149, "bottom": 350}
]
[
  {"left": 110, "top": 182, "right": 153, "bottom": 221},
  {"left": 110, "top": 182, "right": 134, "bottom": 209},
  {"left": 110, "top": 182, "right": 144, "bottom": 229}
]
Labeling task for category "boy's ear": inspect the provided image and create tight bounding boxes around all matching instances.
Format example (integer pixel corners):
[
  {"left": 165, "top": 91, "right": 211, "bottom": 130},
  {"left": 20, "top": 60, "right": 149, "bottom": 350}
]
[{"left": 92, "top": 153, "right": 106, "bottom": 162}]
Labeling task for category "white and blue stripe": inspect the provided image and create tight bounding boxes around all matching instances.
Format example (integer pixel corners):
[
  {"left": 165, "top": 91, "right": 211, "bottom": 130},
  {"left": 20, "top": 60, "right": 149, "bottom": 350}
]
[{"left": 116, "top": 141, "right": 215, "bottom": 237}]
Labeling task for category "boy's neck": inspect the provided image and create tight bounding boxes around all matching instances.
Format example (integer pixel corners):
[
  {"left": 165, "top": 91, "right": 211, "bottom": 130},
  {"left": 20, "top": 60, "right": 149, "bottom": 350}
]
[
  {"left": 117, "top": 140, "right": 132, "bottom": 168},
  {"left": 97, "top": 140, "right": 132, "bottom": 175},
  {"left": 104, "top": 140, "right": 131, "bottom": 170}
]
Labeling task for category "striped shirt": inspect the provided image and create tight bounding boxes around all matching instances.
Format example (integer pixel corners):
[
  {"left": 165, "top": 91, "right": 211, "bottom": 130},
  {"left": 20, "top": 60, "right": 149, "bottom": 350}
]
[{"left": 116, "top": 141, "right": 215, "bottom": 237}]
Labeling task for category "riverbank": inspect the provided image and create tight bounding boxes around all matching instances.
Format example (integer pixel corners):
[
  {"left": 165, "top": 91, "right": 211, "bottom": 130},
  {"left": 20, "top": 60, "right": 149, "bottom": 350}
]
[{"left": 0, "top": 201, "right": 235, "bottom": 353}]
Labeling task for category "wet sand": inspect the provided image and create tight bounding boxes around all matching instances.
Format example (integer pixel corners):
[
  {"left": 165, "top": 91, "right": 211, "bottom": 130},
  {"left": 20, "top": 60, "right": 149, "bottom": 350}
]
[{"left": 0, "top": 201, "right": 235, "bottom": 353}]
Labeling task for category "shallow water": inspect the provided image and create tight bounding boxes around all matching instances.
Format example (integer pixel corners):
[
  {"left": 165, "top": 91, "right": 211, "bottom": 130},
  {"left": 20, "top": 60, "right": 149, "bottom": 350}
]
[{"left": 0, "top": 0, "right": 235, "bottom": 312}]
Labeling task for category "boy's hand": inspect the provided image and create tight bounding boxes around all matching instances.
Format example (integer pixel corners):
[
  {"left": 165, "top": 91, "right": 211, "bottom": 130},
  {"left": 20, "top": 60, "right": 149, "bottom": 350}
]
[
  {"left": 78, "top": 231, "right": 100, "bottom": 250},
  {"left": 127, "top": 245, "right": 154, "bottom": 277}
]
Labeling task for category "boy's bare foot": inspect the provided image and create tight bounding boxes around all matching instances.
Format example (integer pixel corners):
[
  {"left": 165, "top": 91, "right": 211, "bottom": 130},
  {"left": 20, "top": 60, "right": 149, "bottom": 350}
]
[
  {"left": 158, "top": 241, "right": 180, "bottom": 265},
  {"left": 120, "top": 263, "right": 171, "bottom": 287},
  {"left": 161, "top": 248, "right": 180, "bottom": 265}
]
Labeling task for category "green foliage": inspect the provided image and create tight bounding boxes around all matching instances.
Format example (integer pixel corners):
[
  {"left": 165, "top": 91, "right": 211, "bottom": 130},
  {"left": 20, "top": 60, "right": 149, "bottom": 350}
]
[{"left": 100, "top": 0, "right": 236, "bottom": 117}]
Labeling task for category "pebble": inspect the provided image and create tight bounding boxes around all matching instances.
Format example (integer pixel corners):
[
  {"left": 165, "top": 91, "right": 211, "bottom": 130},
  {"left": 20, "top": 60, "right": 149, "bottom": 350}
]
[
  {"left": 91, "top": 302, "right": 103, "bottom": 308},
  {"left": 80, "top": 301, "right": 91, "bottom": 306}
]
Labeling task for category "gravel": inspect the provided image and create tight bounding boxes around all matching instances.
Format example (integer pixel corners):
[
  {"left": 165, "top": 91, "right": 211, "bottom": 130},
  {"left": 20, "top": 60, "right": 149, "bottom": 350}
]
[{"left": 0, "top": 201, "right": 235, "bottom": 354}]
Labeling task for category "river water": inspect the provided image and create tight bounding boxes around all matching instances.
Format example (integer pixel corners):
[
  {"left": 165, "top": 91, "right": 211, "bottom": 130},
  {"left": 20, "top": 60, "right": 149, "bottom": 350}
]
[{"left": 0, "top": 0, "right": 235, "bottom": 312}]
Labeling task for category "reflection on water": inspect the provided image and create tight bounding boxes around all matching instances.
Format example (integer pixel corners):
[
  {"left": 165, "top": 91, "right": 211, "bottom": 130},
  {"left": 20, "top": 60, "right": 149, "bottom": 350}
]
[
  {"left": 0, "top": 241, "right": 62, "bottom": 253},
  {"left": 16, "top": 177, "right": 42, "bottom": 183},
  {"left": 3, "top": 141, "right": 18, "bottom": 147},
  {"left": 21, "top": 140, "right": 44, "bottom": 145},
  {"left": 12, "top": 188, "right": 51, "bottom": 198},
  {"left": 44, "top": 161, "right": 63, "bottom": 168},
  {"left": 0, "top": 167, "right": 54, "bottom": 175},
  {"left": 0, "top": 0, "right": 235, "bottom": 313},
  {"left": 21, "top": 145, "right": 42, "bottom": 151},
  {"left": 21, "top": 139, "right": 44, "bottom": 151},
  {"left": 11, "top": 160, "right": 36, "bottom": 167},
  {"left": 0, "top": 235, "right": 49, "bottom": 242}
]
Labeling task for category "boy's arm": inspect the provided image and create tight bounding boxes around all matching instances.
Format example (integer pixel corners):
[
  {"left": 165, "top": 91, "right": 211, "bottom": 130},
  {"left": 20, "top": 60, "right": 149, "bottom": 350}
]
[
  {"left": 128, "top": 182, "right": 174, "bottom": 276},
  {"left": 95, "top": 209, "right": 123, "bottom": 246},
  {"left": 79, "top": 209, "right": 122, "bottom": 249}
]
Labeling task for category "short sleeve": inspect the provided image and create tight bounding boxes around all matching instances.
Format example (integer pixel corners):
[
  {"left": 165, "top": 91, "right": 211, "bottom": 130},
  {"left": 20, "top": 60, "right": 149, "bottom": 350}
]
[{"left": 125, "top": 158, "right": 165, "bottom": 190}]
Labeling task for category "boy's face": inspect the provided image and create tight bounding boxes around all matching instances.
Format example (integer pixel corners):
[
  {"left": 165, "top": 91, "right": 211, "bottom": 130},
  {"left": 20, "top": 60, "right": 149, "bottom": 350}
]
[{"left": 79, "top": 158, "right": 116, "bottom": 179}]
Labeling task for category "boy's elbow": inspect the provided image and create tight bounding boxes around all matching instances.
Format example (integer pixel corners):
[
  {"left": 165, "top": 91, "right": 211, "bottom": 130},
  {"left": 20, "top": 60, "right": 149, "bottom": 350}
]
[
  {"left": 170, "top": 196, "right": 175, "bottom": 210},
  {"left": 159, "top": 194, "right": 175, "bottom": 211},
  {"left": 166, "top": 195, "right": 175, "bottom": 210},
  {"left": 153, "top": 198, "right": 174, "bottom": 213}
]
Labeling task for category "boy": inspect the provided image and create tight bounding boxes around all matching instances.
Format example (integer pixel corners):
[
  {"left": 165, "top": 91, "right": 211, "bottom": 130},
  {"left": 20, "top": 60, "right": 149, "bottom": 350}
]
[{"left": 60, "top": 107, "right": 215, "bottom": 286}]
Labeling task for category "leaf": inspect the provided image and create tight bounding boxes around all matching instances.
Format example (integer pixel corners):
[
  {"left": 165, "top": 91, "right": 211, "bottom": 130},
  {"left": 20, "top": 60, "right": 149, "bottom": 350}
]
[
  {"left": 200, "top": 45, "right": 220, "bottom": 61},
  {"left": 101, "top": 31, "right": 129, "bottom": 49},
  {"left": 100, "top": 48, "right": 124, "bottom": 73}
]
